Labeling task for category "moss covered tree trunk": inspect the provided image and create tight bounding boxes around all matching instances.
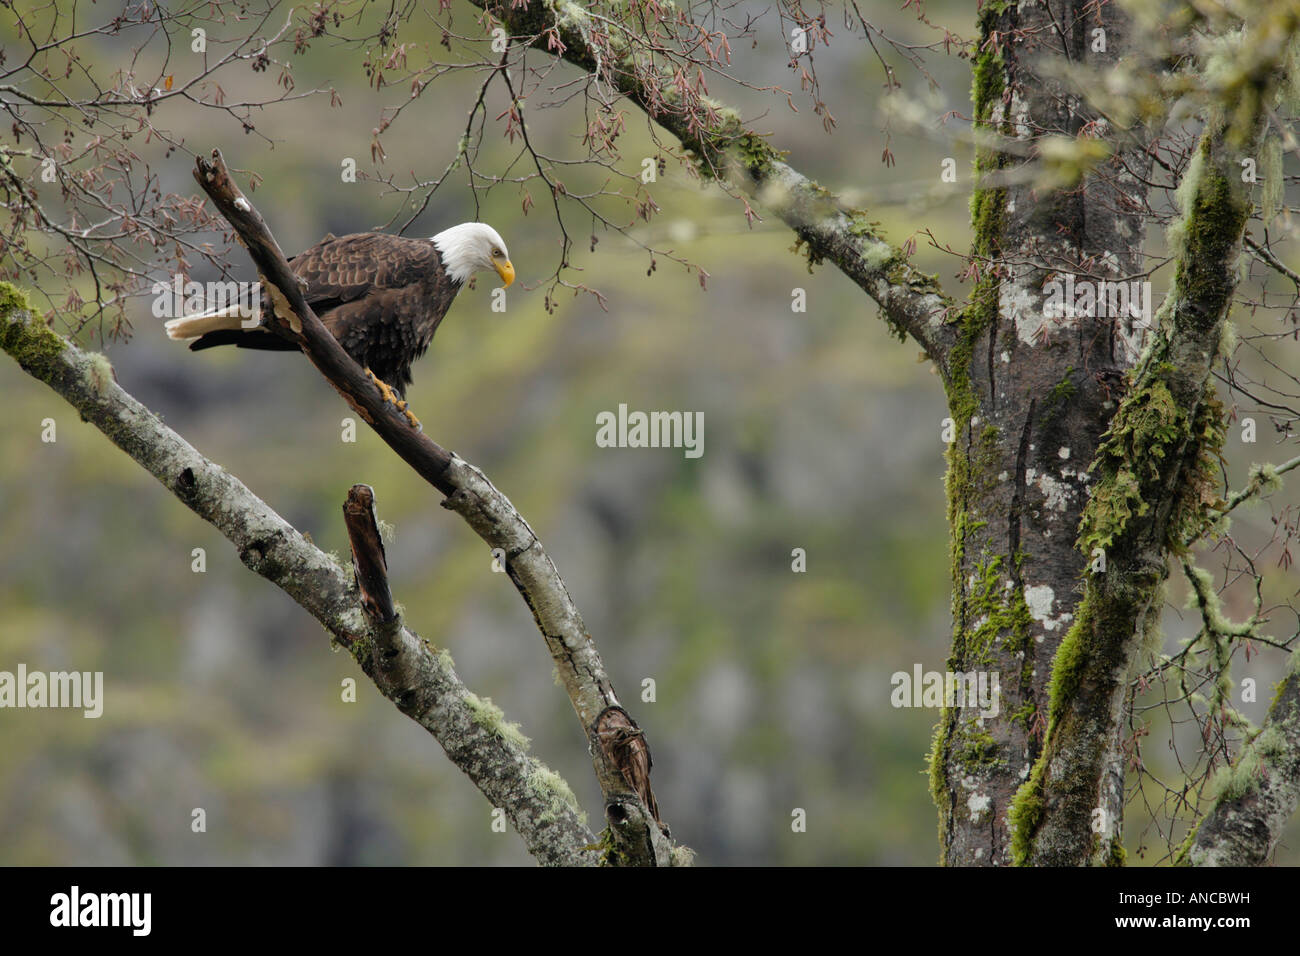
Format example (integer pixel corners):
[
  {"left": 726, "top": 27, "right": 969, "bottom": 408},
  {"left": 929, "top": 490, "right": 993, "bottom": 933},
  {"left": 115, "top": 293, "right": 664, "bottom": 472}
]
[
  {"left": 929, "top": 0, "right": 1154, "bottom": 866},
  {"left": 931, "top": 0, "right": 1296, "bottom": 866}
]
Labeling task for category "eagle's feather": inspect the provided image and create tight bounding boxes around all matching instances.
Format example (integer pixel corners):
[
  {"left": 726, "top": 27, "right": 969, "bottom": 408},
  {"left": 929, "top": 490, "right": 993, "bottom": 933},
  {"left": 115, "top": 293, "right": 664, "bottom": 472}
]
[{"left": 168, "top": 224, "right": 508, "bottom": 398}]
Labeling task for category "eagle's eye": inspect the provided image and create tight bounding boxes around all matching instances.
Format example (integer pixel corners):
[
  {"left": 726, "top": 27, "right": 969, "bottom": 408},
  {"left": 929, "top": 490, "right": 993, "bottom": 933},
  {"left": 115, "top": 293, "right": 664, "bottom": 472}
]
[{"left": 491, "top": 247, "right": 502, "bottom": 258}]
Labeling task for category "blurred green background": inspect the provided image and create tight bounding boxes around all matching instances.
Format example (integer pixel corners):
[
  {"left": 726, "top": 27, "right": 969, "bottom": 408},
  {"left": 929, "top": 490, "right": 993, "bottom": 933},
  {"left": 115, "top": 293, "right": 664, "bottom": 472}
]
[{"left": 1, "top": 1, "right": 1296, "bottom": 865}]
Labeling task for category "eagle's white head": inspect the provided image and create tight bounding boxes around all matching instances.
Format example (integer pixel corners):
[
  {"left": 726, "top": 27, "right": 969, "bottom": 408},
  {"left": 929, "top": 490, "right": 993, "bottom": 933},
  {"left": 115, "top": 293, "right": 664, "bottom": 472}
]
[{"left": 432, "top": 222, "right": 514, "bottom": 288}]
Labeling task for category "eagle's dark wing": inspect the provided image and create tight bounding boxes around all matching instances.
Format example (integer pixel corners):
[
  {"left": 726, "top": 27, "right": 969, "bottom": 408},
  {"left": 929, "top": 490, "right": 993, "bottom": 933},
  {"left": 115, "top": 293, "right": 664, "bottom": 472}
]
[
  {"left": 290, "top": 233, "right": 457, "bottom": 396},
  {"left": 290, "top": 233, "right": 441, "bottom": 315},
  {"left": 190, "top": 232, "right": 461, "bottom": 398}
]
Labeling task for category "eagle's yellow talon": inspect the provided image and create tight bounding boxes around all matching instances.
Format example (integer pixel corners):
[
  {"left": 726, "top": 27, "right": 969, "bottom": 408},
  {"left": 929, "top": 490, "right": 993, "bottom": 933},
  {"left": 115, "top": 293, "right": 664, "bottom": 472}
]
[
  {"left": 365, "top": 368, "right": 421, "bottom": 430},
  {"left": 393, "top": 397, "right": 421, "bottom": 429}
]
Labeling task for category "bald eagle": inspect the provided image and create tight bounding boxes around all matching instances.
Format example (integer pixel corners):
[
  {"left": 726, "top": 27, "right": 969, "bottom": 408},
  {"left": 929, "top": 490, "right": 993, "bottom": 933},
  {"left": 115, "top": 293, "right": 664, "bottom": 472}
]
[{"left": 164, "top": 222, "right": 514, "bottom": 417}]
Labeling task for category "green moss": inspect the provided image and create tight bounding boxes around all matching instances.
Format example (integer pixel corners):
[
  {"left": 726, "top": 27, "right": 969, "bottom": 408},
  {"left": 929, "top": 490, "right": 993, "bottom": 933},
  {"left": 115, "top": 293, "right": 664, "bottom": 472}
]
[
  {"left": 1008, "top": 700, "right": 1037, "bottom": 730},
  {"left": 932, "top": 6, "right": 1015, "bottom": 852},
  {"left": 1080, "top": 368, "right": 1225, "bottom": 557},
  {"left": 970, "top": 51, "right": 1005, "bottom": 137},
  {"left": 957, "top": 552, "right": 1031, "bottom": 671},
  {"left": 1080, "top": 465, "right": 1145, "bottom": 555},
  {"left": 1268, "top": 653, "right": 1300, "bottom": 712},
  {"left": 926, "top": 719, "right": 948, "bottom": 836},
  {"left": 1169, "top": 137, "right": 1251, "bottom": 327},
  {"left": 347, "top": 633, "right": 374, "bottom": 663},
  {"left": 1172, "top": 822, "right": 1199, "bottom": 865},
  {"left": 1172, "top": 389, "right": 1228, "bottom": 546},
  {"left": 1037, "top": 367, "right": 1077, "bottom": 430},
  {"left": 1008, "top": 374, "right": 1222, "bottom": 868},
  {"left": 846, "top": 211, "right": 877, "bottom": 238},
  {"left": 790, "top": 235, "right": 821, "bottom": 274},
  {"left": 733, "top": 130, "right": 784, "bottom": 177},
  {"left": 957, "top": 726, "right": 1001, "bottom": 768},
  {"left": 1009, "top": 539, "right": 1170, "bottom": 864},
  {"left": 1208, "top": 725, "right": 1285, "bottom": 802},
  {"left": 0, "top": 281, "right": 34, "bottom": 316},
  {"left": 935, "top": 277, "right": 1003, "bottom": 842},
  {"left": 1044, "top": 602, "right": 1090, "bottom": 730},
  {"left": 1105, "top": 834, "right": 1127, "bottom": 866},
  {"left": 0, "top": 283, "right": 66, "bottom": 374},
  {"left": 1008, "top": 763, "right": 1046, "bottom": 863},
  {"left": 968, "top": 0, "right": 1008, "bottom": 213},
  {"left": 1047, "top": 369, "right": 1076, "bottom": 404},
  {"left": 591, "top": 826, "right": 624, "bottom": 866},
  {"left": 1008, "top": 588, "right": 1098, "bottom": 865},
  {"left": 693, "top": 122, "right": 787, "bottom": 183}
]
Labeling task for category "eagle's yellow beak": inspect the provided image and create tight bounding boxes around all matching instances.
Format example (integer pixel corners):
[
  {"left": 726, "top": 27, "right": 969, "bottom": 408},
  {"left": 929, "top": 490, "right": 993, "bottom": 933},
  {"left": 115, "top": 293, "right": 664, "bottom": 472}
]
[{"left": 493, "top": 257, "right": 516, "bottom": 288}]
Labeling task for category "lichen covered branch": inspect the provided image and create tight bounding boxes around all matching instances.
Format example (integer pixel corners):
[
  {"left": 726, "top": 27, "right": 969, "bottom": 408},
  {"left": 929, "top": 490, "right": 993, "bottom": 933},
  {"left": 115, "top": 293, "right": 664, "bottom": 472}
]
[
  {"left": 1181, "top": 652, "right": 1300, "bottom": 865},
  {"left": 0, "top": 289, "right": 594, "bottom": 866},
  {"left": 470, "top": 0, "right": 955, "bottom": 359}
]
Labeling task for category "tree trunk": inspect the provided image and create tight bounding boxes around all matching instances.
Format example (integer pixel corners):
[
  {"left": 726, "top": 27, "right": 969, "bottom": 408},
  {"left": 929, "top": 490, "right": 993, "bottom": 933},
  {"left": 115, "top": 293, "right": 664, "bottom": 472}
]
[{"left": 930, "top": 0, "right": 1152, "bottom": 866}]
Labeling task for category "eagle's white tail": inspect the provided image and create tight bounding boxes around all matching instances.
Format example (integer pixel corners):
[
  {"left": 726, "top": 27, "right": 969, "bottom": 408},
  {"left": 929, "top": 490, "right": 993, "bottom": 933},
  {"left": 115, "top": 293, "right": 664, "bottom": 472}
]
[{"left": 164, "top": 305, "right": 260, "bottom": 340}]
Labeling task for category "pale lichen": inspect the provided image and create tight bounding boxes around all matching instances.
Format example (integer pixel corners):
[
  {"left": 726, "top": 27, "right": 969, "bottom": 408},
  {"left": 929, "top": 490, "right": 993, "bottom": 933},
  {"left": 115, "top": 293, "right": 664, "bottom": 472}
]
[{"left": 464, "top": 691, "right": 531, "bottom": 751}]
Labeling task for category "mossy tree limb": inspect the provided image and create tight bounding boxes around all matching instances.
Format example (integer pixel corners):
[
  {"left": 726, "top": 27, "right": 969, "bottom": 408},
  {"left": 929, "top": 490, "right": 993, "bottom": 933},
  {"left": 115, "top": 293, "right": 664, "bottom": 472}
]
[
  {"left": 0, "top": 290, "right": 597, "bottom": 867},
  {"left": 469, "top": 0, "right": 956, "bottom": 360},
  {"left": 1181, "top": 652, "right": 1300, "bottom": 865}
]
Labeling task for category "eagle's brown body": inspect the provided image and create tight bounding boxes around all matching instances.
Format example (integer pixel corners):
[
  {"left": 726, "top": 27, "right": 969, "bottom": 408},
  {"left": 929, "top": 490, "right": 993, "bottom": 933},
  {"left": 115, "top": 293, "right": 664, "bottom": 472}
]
[{"left": 189, "top": 232, "right": 462, "bottom": 398}]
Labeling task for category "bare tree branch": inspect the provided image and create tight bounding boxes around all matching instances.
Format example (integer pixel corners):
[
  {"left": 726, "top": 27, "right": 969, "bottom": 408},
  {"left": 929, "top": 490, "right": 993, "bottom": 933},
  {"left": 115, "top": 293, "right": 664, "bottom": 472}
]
[
  {"left": 469, "top": 0, "right": 956, "bottom": 359},
  {"left": 1245, "top": 234, "right": 1300, "bottom": 290},
  {"left": 343, "top": 482, "right": 400, "bottom": 631},
  {"left": 0, "top": 291, "right": 595, "bottom": 866}
]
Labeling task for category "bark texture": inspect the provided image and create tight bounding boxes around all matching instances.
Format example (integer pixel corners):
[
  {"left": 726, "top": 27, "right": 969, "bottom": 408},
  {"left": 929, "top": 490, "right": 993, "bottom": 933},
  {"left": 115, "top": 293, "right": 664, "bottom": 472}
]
[
  {"left": 931, "top": 0, "right": 1156, "bottom": 865},
  {"left": 1006, "top": 3, "right": 1298, "bottom": 866}
]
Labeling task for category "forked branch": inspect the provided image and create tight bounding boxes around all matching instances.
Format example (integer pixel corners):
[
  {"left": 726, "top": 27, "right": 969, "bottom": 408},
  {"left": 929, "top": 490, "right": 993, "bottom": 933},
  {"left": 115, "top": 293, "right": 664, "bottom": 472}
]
[
  {"left": 0, "top": 296, "right": 593, "bottom": 865},
  {"left": 191, "top": 149, "right": 674, "bottom": 865}
]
